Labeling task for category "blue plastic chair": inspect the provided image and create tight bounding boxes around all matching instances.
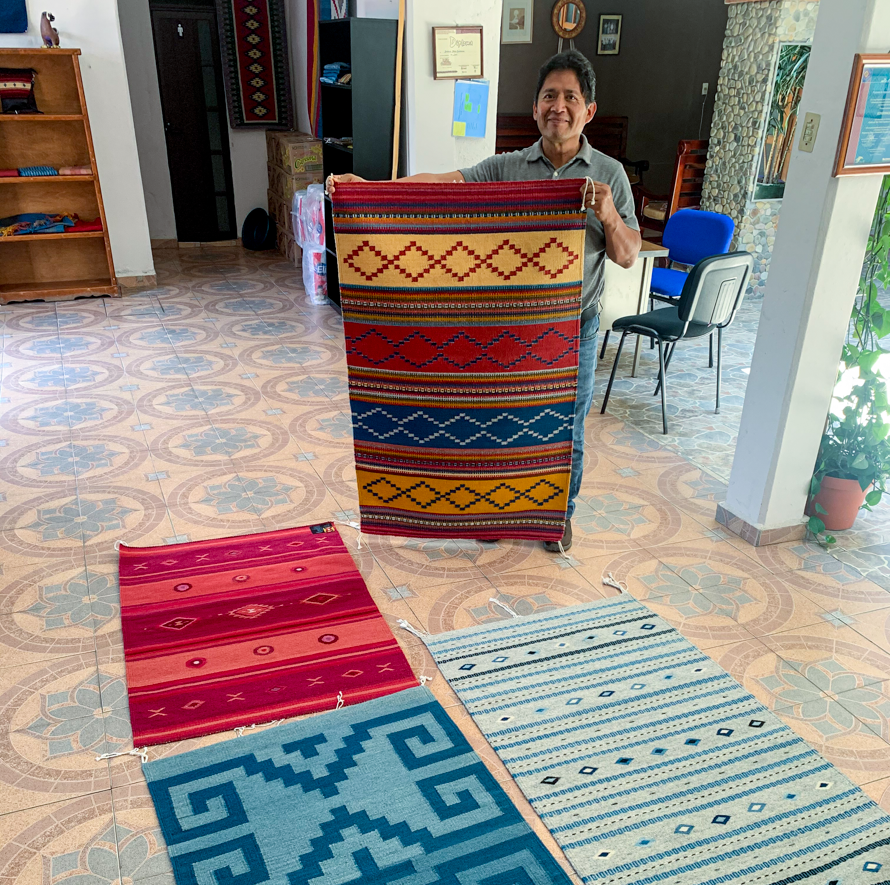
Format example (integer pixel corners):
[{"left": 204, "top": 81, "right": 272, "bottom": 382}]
[{"left": 650, "top": 208, "right": 735, "bottom": 303}]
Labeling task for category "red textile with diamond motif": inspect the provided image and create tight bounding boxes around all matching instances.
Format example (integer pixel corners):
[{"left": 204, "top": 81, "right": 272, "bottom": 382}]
[{"left": 118, "top": 523, "right": 417, "bottom": 744}]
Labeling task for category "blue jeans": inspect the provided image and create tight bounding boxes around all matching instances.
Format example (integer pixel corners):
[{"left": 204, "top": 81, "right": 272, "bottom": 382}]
[{"left": 566, "top": 314, "right": 599, "bottom": 520}]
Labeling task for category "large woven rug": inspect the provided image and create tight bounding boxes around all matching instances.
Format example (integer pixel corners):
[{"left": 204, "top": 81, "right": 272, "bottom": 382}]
[
  {"left": 144, "top": 686, "right": 573, "bottom": 885},
  {"left": 423, "top": 597, "right": 890, "bottom": 883},
  {"left": 332, "top": 180, "right": 588, "bottom": 542},
  {"left": 119, "top": 523, "right": 416, "bottom": 745},
  {"left": 216, "top": 0, "right": 293, "bottom": 128}
]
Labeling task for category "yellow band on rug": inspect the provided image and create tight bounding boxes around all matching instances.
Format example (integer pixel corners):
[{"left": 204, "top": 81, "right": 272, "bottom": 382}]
[{"left": 355, "top": 467, "right": 570, "bottom": 514}]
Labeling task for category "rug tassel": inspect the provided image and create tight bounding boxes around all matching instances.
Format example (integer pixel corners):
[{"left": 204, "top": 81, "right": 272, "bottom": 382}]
[
  {"left": 335, "top": 690, "right": 344, "bottom": 710},
  {"left": 602, "top": 572, "right": 627, "bottom": 594},
  {"left": 419, "top": 675, "right": 432, "bottom": 686},
  {"left": 489, "top": 597, "right": 520, "bottom": 619},
  {"left": 397, "top": 618, "right": 427, "bottom": 639},
  {"left": 113, "top": 540, "right": 122, "bottom": 552},
  {"left": 96, "top": 747, "right": 148, "bottom": 763}
]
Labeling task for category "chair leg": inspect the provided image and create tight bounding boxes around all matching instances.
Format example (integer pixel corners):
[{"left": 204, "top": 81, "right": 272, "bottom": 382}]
[
  {"left": 654, "top": 341, "right": 676, "bottom": 397},
  {"left": 657, "top": 337, "right": 669, "bottom": 435},
  {"left": 708, "top": 332, "right": 714, "bottom": 368},
  {"left": 649, "top": 298, "right": 654, "bottom": 349},
  {"left": 600, "top": 330, "right": 628, "bottom": 415},
  {"left": 715, "top": 326, "right": 723, "bottom": 414},
  {"left": 599, "top": 329, "right": 610, "bottom": 361}
]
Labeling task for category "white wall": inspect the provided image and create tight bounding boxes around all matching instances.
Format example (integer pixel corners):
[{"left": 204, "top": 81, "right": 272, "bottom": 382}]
[
  {"left": 1, "top": 0, "right": 155, "bottom": 277},
  {"left": 116, "top": 0, "right": 269, "bottom": 241},
  {"left": 404, "top": 0, "right": 501, "bottom": 175},
  {"left": 285, "top": 0, "right": 311, "bottom": 135},
  {"left": 117, "top": 0, "right": 176, "bottom": 240}
]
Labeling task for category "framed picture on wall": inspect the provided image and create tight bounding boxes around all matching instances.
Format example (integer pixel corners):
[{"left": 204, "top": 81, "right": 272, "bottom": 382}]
[
  {"left": 502, "top": 0, "right": 533, "bottom": 44},
  {"left": 433, "top": 26, "right": 484, "bottom": 79},
  {"left": 836, "top": 54, "right": 890, "bottom": 176},
  {"left": 597, "top": 14, "right": 622, "bottom": 56}
]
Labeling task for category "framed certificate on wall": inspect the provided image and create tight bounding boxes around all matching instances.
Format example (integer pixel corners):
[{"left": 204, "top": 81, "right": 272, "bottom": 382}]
[
  {"left": 836, "top": 54, "right": 890, "bottom": 176},
  {"left": 433, "top": 26, "right": 484, "bottom": 80}
]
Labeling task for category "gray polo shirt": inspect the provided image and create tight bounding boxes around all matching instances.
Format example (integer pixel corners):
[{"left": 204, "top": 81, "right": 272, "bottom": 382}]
[{"left": 459, "top": 135, "right": 639, "bottom": 320}]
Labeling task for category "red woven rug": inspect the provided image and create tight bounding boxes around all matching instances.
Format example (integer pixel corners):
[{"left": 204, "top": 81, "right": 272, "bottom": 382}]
[{"left": 119, "top": 522, "right": 417, "bottom": 745}]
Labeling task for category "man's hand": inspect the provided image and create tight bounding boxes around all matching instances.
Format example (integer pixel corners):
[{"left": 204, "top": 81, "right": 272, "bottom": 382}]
[
  {"left": 580, "top": 180, "right": 641, "bottom": 269},
  {"left": 580, "top": 180, "right": 620, "bottom": 225},
  {"left": 326, "top": 173, "right": 366, "bottom": 197}
]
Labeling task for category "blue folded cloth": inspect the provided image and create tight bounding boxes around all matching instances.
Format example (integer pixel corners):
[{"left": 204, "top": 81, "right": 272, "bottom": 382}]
[{"left": 320, "top": 62, "right": 350, "bottom": 84}]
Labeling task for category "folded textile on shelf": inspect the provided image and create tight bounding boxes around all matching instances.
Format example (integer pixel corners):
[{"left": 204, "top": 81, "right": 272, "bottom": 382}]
[
  {"left": 0, "top": 169, "right": 19, "bottom": 177},
  {"left": 68, "top": 217, "right": 102, "bottom": 233},
  {"left": 59, "top": 165, "right": 92, "bottom": 176},
  {"left": 18, "top": 165, "right": 57, "bottom": 176},
  {"left": 0, "top": 212, "right": 75, "bottom": 236}
]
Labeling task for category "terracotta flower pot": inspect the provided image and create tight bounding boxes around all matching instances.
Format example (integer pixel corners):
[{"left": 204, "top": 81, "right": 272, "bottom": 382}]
[{"left": 806, "top": 475, "right": 869, "bottom": 531}]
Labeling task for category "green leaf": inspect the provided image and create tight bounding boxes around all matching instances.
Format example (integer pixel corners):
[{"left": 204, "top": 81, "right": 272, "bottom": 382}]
[
  {"left": 866, "top": 489, "right": 883, "bottom": 506},
  {"left": 852, "top": 454, "right": 869, "bottom": 469},
  {"left": 807, "top": 516, "right": 825, "bottom": 535},
  {"left": 813, "top": 503, "right": 828, "bottom": 515}
]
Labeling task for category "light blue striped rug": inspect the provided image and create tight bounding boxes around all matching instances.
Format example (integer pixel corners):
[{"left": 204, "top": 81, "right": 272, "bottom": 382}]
[{"left": 423, "top": 596, "right": 890, "bottom": 884}]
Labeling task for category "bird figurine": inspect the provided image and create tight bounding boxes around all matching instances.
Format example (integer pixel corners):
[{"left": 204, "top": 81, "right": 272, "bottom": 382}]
[{"left": 40, "top": 12, "right": 60, "bottom": 48}]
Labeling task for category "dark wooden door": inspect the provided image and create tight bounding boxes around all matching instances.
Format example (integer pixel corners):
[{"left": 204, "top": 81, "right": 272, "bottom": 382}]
[{"left": 151, "top": 6, "right": 236, "bottom": 242}]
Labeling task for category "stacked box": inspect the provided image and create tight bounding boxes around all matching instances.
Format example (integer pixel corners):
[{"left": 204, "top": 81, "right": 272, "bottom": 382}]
[{"left": 266, "top": 131, "right": 323, "bottom": 265}]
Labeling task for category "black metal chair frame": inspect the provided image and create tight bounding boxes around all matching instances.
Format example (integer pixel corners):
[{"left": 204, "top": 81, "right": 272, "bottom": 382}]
[{"left": 599, "top": 252, "right": 754, "bottom": 435}]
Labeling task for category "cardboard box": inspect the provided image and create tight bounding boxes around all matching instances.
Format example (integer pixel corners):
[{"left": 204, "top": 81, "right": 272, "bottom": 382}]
[
  {"left": 276, "top": 225, "right": 301, "bottom": 266},
  {"left": 268, "top": 189, "right": 294, "bottom": 240},
  {"left": 266, "top": 130, "right": 323, "bottom": 175},
  {"left": 267, "top": 164, "right": 324, "bottom": 205}
]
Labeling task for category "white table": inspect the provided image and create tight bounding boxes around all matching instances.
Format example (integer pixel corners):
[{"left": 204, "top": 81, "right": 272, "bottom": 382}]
[{"left": 599, "top": 240, "right": 670, "bottom": 377}]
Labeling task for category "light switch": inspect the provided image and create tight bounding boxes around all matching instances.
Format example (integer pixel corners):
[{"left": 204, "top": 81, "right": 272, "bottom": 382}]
[
  {"left": 799, "top": 112, "right": 821, "bottom": 153},
  {"left": 701, "top": 82, "right": 709, "bottom": 96}
]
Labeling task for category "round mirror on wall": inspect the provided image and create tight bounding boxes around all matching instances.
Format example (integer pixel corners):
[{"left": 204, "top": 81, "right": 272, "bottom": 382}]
[{"left": 551, "top": 0, "right": 586, "bottom": 39}]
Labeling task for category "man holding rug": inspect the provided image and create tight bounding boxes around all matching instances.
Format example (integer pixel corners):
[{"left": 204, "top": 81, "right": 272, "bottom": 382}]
[{"left": 328, "top": 50, "right": 641, "bottom": 552}]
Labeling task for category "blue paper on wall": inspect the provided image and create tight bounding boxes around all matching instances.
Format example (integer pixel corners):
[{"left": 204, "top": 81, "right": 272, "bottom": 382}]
[
  {"left": 452, "top": 79, "right": 489, "bottom": 138},
  {"left": 0, "top": 0, "right": 27, "bottom": 33}
]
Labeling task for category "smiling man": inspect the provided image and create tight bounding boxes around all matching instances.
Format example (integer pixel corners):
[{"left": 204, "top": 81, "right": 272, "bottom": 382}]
[{"left": 328, "top": 50, "right": 641, "bottom": 553}]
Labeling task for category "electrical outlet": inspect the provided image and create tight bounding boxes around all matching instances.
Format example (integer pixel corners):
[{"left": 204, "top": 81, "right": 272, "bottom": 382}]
[
  {"left": 701, "top": 82, "right": 709, "bottom": 96},
  {"left": 799, "top": 112, "right": 821, "bottom": 152}
]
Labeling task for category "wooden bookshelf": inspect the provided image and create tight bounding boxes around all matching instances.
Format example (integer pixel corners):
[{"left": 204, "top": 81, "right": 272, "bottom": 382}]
[{"left": 0, "top": 48, "right": 118, "bottom": 303}]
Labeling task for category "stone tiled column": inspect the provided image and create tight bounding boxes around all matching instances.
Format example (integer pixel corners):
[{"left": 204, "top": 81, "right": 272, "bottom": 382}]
[{"left": 701, "top": 0, "right": 820, "bottom": 297}]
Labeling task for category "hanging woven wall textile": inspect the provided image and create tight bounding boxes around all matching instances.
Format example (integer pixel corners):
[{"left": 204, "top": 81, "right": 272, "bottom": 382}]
[
  {"left": 145, "top": 687, "right": 573, "bottom": 885},
  {"left": 424, "top": 597, "right": 890, "bottom": 883},
  {"left": 119, "top": 523, "right": 416, "bottom": 745},
  {"left": 332, "top": 180, "right": 587, "bottom": 541},
  {"left": 215, "top": 0, "right": 293, "bottom": 128}
]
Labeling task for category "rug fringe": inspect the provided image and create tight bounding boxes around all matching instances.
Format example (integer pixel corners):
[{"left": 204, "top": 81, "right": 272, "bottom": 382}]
[
  {"left": 397, "top": 618, "right": 428, "bottom": 639},
  {"left": 234, "top": 719, "right": 286, "bottom": 737},
  {"left": 602, "top": 571, "right": 628, "bottom": 594},
  {"left": 489, "top": 597, "right": 521, "bottom": 619},
  {"left": 336, "top": 690, "right": 344, "bottom": 709},
  {"left": 96, "top": 746, "right": 148, "bottom": 763}
]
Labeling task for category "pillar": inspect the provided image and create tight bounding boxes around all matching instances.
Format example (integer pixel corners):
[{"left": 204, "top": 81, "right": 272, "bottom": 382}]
[{"left": 717, "top": 0, "right": 890, "bottom": 545}]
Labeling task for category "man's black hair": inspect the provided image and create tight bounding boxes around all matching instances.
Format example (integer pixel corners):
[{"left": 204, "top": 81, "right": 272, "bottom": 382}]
[{"left": 534, "top": 50, "right": 596, "bottom": 105}]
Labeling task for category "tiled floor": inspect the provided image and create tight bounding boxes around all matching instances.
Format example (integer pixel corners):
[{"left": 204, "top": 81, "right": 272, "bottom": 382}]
[{"left": 1, "top": 245, "right": 889, "bottom": 885}]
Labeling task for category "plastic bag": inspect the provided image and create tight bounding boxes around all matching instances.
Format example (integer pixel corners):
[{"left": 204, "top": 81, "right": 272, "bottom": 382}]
[
  {"left": 291, "top": 190, "right": 308, "bottom": 245},
  {"left": 300, "top": 183, "right": 325, "bottom": 250},
  {"left": 302, "top": 249, "right": 327, "bottom": 305}
]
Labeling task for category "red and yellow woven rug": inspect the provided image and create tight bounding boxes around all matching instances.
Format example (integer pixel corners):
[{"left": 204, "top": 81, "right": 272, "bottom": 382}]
[
  {"left": 332, "top": 180, "right": 587, "bottom": 541},
  {"left": 119, "top": 523, "right": 416, "bottom": 745}
]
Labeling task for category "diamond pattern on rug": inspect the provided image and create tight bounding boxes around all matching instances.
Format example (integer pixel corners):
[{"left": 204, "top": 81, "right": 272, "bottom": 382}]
[
  {"left": 423, "top": 597, "right": 890, "bottom": 883},
  {"left": 119, "top": 523, "right": 417, "bottom": 744}
]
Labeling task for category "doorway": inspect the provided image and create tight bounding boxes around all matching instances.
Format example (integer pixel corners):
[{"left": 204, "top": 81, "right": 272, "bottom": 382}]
[{"left": 150, "top": 3, "right": 236, "bottom": 242}]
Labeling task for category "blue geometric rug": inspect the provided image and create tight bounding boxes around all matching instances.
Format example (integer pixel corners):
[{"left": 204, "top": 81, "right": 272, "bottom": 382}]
[
  {"left": 143, "top": 686, "right": 573, "bottom": 885},
  {"left": 423, "top": 597, "right": 890, "bottom": 884}
]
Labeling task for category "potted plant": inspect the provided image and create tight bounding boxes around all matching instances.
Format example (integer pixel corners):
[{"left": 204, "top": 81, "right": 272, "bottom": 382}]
[
  {"left": 807, "top": 176, "right": 890, "bottom": 541},
  {"left": 806, "top": 373, "right": 889, "bottom": 536}
]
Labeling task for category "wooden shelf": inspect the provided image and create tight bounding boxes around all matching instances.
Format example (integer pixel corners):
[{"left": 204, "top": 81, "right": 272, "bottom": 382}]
[
  {"left": 320, "top": 82, "right": 352, "bottom": 90},
  {"left": 0, "top": 48, "right": 117, "bottom": 301},
  {"left": 0, "top": 231, "right": 104, "bottom": 243},
  {"left": 0, "top": 175, "right": 94, "bottom": 184},
  {"left": 0, "top": 278, "right": 118, "bottom": 303},
  {"left": 0, "top": 114, "right": 84, "bottom": 121}
]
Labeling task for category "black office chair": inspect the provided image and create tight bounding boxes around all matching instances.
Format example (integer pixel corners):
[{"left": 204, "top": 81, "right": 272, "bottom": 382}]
[{"left": 599, "top": 251, "right": 754, "bottom": 435}]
